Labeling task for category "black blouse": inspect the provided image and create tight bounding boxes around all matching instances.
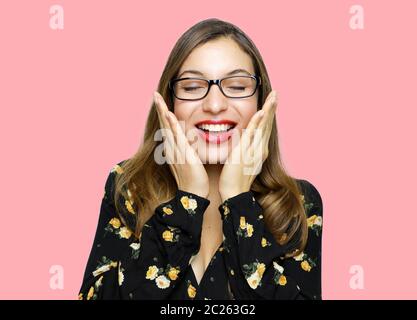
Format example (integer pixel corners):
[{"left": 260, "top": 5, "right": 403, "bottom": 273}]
[{"left": 78, "top": 161, "right": 323, "bottom": 300}]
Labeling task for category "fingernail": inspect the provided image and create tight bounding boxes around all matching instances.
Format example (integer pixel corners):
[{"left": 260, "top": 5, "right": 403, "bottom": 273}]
[
  {"left": 153, "top": 92, "right": 159, "bottom": 104},
  {"left": 259, "top": 110, "right": 265, "bottom": 117}
]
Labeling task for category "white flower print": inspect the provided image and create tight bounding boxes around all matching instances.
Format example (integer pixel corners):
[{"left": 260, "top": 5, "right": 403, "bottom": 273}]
[{"left": 155, "top": 275, "right": 171, "bottom": 289}]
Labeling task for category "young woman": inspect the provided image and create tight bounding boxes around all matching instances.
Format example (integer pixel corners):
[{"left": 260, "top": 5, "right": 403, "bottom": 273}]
[{"left": 78, "top": 18, "right": 323, "bottom": 300}]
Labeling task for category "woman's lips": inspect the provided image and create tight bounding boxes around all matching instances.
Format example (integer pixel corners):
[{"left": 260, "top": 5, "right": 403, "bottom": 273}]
[{"left": 196, "top": 127, "right": 236, "bottom": 144}]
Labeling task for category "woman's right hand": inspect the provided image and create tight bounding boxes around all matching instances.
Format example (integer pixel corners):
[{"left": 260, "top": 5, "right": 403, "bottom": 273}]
[{"left": 153, "top": 91, "right": 209, "bottom": 199}]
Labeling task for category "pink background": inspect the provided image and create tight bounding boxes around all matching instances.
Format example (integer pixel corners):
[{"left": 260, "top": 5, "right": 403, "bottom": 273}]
[{"left": 0, "top": 0, "right": 416, "bottom": 299}]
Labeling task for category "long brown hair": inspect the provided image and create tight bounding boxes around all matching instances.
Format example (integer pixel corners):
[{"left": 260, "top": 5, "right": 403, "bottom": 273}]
[{"left": 114, "top": 18, "right": 308, "bottom": 258}]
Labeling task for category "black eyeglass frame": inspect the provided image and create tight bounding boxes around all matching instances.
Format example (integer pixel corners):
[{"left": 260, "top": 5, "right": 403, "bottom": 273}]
[{"left": 168, "top": 75, "right": 262, "bottom": 101}]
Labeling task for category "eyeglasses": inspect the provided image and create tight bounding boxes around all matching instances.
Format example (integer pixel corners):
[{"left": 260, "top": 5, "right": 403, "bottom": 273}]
[{"left": 169, "top": 75, "right": 261, "bottom": 101}]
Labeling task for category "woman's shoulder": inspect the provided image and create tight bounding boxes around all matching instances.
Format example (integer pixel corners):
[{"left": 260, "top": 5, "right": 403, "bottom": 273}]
[
  {"left": 103, "top": 159, "right": 138, "bottom": 231},
  {"left": 108, "top": 159, "right": 130, "bottom": 178},
  {"left": 295, "top": 178, "right": 323, "bottom": 220},
  {"left": 103, "top": 159, "right": 130, "bottom": 192}
]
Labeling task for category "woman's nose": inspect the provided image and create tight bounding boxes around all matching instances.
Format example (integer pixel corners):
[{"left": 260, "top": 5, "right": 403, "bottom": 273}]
[{"left": 201, "top": 84, "right": 228, "bottom": 113}]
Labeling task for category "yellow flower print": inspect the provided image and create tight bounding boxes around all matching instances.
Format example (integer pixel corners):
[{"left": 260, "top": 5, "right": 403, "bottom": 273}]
[
  {"left": 86, "top": 286, "right": 94, "bottom": 300},
  {"left": 79, "top": 276, "right": 103, "bottom": 300},
  {"left": 307, "top": 213, "right": 322, "bottom": 237},
  {"left": 307, "top": 214, "right": 323, "bottom": 228},
  {"left": 146, "top": 265, "right": 158, "bottom": 280},
  {"left": 105, "top": 220, "right": 133, "bottom": 240},
  {"left": 168, "top": 267, "right": 180, "bottom": 281},
  {"left": 243, "top": 261, "right": 265, "bottom": 290},
  {"left": 301, "top": 260, "right": 312, "bottom": 272},
  {"left": 125, "top": 200, "right": 135, "bottom": 214},
  {"left": 273, "top": 261, "right": 286, "bottom": 286},
  {"left": 187, "top": 283, "right": 197, "bottom": 298},
  {"left": 162, "top": 230, "right": 174, "bottom": 242},
  {"left": 155, "top": 275, "right": 170, "bottom": 289},
  {"left": 162, "top": 206, "right": 173, "bottom": 215},
  {"left": 294, "top": 252, "right": 317, "bottom": 272},
  {"left": 180, "top": 196, "right": 197, "bottom": 211},
  {"left": 300, "top": 194, "right": 305, "bottom": 204},
  {"left": 146, "top": 264, "right": 181, "bottom": 289},
  {"left": 109, "top": 217, "right": 121, "bottom": 229},
  {"left": 307, "top": 215, "right": 318, "bottom": 228},
  {"left": 240, "top": 216, "right": 246, "bottom": 229},
  {"left": 256, "top": 263, "right": 266, "bottom": 277},
  {"left": 222, "top": 204, "right": 230, "bottom": 217},
  {"left": 261, "top": 237, "right": 269, "bottom": 247},
  {"left": 237, "top": 218, "right": 253, "bottom": 238},
  {"left": 111, "top": 164, "right": 124, "bottom": 175},
  {"left": 180, "top": 196, "right": 189, "bottom": 208},
  {"left": 278, "top": 275, "right": 287, "bottom": 286},
  {"left": 119, "top": 227, "right": 132, "bottom": 239},
  {"left": 246, "top": 223, "right": 254, "bottom": 237}
]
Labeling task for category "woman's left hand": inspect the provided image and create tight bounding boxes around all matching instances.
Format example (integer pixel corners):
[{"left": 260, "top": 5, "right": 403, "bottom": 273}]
[{"left": 219, "top": 90, "right": 278, "bottom": 202}]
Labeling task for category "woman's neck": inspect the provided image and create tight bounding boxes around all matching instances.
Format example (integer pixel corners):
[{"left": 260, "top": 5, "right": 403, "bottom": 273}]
[{"left": 204, "top": 164, "right": 223, "bottom": 203}]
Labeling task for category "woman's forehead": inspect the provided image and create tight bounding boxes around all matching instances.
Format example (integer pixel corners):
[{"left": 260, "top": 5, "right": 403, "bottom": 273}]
[
  {"left": 177, "top": 68, "right": 254, "bottom": 79},
  {"left": 178, "top": 60, "right": 255, "bottom": 79},
  {"left": 178, "top": 38, "right": 255, "bottom": 76}
]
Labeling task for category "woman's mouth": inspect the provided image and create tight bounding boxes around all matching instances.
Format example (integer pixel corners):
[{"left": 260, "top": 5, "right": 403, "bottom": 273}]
[{"left": 195, "top": 122, "right": 237, "bottom": 144}]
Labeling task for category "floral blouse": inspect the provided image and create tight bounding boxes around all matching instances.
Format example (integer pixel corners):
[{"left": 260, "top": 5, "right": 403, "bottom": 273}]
[{"left": 78, "top": 161, "right": 323, "bottom": 300}]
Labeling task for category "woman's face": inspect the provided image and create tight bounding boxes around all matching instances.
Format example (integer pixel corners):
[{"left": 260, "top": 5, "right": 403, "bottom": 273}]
[{"left": 173, "top": 37, "right": 259, "bottom": 165}]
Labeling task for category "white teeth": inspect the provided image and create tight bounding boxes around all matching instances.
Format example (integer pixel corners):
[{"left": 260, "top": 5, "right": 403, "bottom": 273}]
[{"left": 197, "top": 124, "right": 234, "bottom": 132}]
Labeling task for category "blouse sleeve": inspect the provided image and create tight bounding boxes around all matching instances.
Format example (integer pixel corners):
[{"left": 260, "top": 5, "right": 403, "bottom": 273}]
[
  {"left": 78, "top": 162, "right": 210, "bottom": 300},
  {"left": 218, "top": 179, "right": 323, "bottom": 300}
]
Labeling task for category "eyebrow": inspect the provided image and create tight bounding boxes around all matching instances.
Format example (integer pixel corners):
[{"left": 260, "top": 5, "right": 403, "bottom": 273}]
[{"left": 178, "top": 68, "right": 252, "bottom": 78}]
